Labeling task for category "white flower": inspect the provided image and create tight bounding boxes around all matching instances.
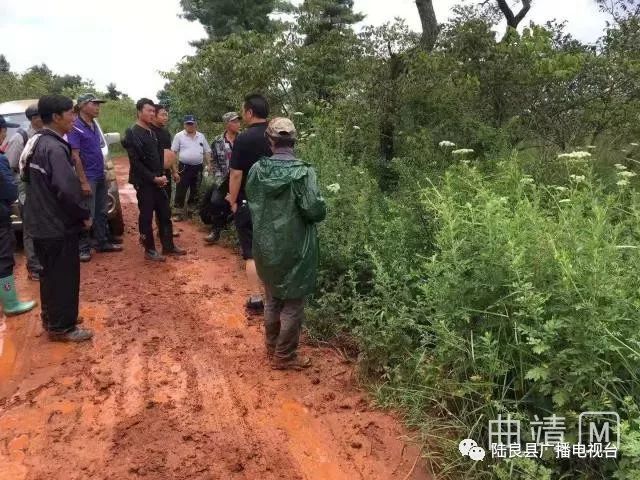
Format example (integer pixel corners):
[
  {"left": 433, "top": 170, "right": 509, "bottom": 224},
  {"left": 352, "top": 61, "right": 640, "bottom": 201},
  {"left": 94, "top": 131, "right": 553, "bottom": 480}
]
[
  {"left": 621, "top": 149, "right": 629, "bottom": 153},
  {"left": 326, "top": 183, "right": 341, "bottom": 194},
  {"left": 617, "top": 179, "right": 630, "bottom": 187},
  {"left": 520, "top": 176, "right": 534, "bottom": 185},
  {"left": 569, "top": 174, "right": 586, "bottom": 183},
  {"left": 631, "top": 143, "right": 639, "bottom": 147},
  {"left": 559, "top": 199, "right": 571, "bottom": 204},
  {"left": 439, "top": 140, "right": 456, "bottom": 148},
  {"left": 587, "top": 146, "right": 597, "bottom": 150},
  {"left": 615, "top": 164, "right": 627, "bottom": 170},
  {"left": 618, "top": 170, "right": 637, "bottom": 178},
  {"left": 353, "top": 126, "right": 361, "bottom": 130},
  {"left": 452, "top": 148, "right": 475, "bottom": 156},
  {"left": 558, "top": 151, "right": 592, "bottom": 161},
  {"left": 309, "top": 133, "right": 317, "bottom": 138},
  {"left": 293, "top": 112, "right": 304, "bottom": 116},
  {"left": 554, "top": 186, "right": 568, "bottom": 192}
]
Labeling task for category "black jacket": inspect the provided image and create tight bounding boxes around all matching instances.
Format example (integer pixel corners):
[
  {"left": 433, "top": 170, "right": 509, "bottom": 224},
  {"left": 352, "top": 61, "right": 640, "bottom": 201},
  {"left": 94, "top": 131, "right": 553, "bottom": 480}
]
[
  {"left": 23, "top": 129, "right": 90, "bottom": 238},
  {"left": 122, "top": 125, "right": 164, "bottom": 186},
  {"left": 0, "top": 153, "right": 18, "bottom": 227}
]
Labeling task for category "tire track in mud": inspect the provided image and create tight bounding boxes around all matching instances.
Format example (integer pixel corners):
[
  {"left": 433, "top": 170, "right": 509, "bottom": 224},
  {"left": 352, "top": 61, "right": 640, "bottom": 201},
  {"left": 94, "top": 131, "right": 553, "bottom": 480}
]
[{"left": 0, "top": 157, "right": 430, "bottom": 480}]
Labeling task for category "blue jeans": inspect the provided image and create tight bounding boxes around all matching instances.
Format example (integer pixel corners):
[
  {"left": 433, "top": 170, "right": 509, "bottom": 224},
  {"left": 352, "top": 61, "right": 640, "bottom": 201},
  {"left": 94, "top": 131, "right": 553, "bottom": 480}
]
[{"left": 80, "top": 178, "right": 108, "bottom": 253}]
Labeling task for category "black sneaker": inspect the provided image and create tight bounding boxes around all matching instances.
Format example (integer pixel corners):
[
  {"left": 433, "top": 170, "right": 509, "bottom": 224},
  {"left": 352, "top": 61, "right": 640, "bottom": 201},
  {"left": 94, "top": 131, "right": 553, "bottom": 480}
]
[
  {"left": 204, "top": 230, "right": 221, "bottom": 245},
  {"left": 79, "top": 251, "right": 92, "bottom": 262},
  {"left": 96, "top": 243, "right": 123, "bottom": 253},
  {"left": 48, "top": 327, "right": 94, "bottom": 343},
  {"left": 145, "top": 250, "right": 166, "bottom": 262},
  {"left": 163, "top": 246, "right": 187, "bottom": 256}
]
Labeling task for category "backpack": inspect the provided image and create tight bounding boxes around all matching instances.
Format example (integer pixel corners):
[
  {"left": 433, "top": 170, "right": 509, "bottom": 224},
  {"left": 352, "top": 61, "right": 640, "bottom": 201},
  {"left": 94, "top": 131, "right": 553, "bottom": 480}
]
[
  {"left": 17, "top": 128, "right": 28, "bottom": 146},
  {"left": 199, "top": 177, "right": 232, "bottom": 227}
]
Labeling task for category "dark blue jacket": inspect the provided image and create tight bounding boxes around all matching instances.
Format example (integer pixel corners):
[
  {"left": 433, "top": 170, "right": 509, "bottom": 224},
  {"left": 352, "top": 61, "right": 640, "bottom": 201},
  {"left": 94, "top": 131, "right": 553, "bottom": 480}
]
[{"left": 0, "top": 153, "right": 18, "bottom": 226}]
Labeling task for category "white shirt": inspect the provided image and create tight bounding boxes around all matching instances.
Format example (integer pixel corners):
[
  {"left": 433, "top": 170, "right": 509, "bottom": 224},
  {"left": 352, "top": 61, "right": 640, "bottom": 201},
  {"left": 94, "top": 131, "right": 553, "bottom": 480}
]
[
  {"left": 5, "top": 125, "right": 37, "bottom": 171},
  {"left": 171, "top": 130, "right": 211, "bottom": 166}
]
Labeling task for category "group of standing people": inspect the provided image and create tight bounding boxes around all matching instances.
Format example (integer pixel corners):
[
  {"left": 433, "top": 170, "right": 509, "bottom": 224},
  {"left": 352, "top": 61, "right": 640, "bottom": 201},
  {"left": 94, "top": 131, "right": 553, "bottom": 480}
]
[{"left": 0, "top": 91, "right": 326, "bottom": 371}]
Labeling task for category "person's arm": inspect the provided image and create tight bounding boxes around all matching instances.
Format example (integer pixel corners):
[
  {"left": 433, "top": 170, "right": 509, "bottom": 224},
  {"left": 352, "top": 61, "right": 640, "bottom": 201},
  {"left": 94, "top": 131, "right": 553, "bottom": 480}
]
[
  {"left": 4, "top": 134, "right": 23, "bottom": 172},
  {"left": 71, "top": 149, "right": 92, "bottom": 196},
  {"left": 212, "top": 140, "right": 224, "bottom": 179},
  {"left": 227, "top": 138, "right": 245, "bottom": 212},
  {"left": 171, "top": 133, "right": 180, "bottom": 154},
  {"left": 227, "top": 169, "right": 242, "bottom": 213},
  {"left": 203, "top": 135, "right": 213, "bottom": 169},
  {"left": 0, "top": 155, "right": 18, "bottom": 203},
  {"left": 294, "top": 167, "right": 327, "bottom": 224}
]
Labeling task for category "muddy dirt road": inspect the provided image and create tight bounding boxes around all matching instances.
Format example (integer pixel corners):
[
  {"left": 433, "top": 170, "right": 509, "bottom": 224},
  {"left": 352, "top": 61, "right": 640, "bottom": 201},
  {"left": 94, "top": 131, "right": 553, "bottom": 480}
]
[{"left": 0, "top": 158, "right": 429, "bottom": 480}]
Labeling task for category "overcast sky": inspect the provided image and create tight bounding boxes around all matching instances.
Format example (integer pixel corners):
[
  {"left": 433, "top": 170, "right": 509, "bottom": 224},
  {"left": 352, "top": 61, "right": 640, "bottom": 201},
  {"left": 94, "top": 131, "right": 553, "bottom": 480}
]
[{"left": 0, "top": 0, "right": 609, "bottom": 101}]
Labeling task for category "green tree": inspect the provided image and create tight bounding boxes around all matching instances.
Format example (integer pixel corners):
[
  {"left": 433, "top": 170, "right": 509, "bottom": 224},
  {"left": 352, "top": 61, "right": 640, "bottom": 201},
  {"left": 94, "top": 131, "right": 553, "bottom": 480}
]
[
  {"left": 161, "top": 32, "right": 290, "bottom": 130},
  {"left": 179, "top": 0, "right": 289, "bottom": 40},
  {"left": 106, "top": 82, "right": 122, "bottom": 100},
  {"left": 0, "top": 55, "right": 10, "bottom": 73},
  {"left": 297, "top": 0, "right": 364, "bottom": 44}
]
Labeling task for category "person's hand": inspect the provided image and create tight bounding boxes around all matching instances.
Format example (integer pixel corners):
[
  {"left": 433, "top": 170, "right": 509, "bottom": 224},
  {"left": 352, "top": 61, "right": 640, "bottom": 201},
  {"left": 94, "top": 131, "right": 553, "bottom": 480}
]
[
  {"left": 83, "top": 218, "right": 93, "bottom": 230},
  {"left": 231, "top": 202, "right": 238, "bottom": 214},
  {"left": 81, "top": 181, "right": 92, "bottom": 197},
  {"left": 172, "top": 171, "right": 180, "bottom": 183},
  {"left": 154, "top": 176, "right": 168, "bottom": 187}
]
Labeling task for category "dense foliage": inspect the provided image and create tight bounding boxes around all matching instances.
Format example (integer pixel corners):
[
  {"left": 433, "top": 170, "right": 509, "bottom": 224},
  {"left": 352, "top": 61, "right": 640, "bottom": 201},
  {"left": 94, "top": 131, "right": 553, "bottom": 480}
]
[
  {"left": 163, "top": 2, "right": 640, "bottom": 478},
  {"left": 4, "top": 1, "right": 640, "bottom": 478}
]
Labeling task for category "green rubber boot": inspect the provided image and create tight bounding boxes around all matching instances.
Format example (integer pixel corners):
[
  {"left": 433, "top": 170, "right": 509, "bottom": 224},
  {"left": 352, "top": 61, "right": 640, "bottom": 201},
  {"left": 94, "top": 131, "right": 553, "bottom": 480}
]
[{"left": 0, "top": 274, "right": 37, "bottom": 316}]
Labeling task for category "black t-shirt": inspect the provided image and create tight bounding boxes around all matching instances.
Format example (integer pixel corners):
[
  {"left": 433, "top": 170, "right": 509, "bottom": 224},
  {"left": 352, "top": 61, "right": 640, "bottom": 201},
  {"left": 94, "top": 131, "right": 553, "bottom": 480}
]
[
  {"left": 124, "top": 124, "right": 164, "bottom": 185},
  {"left": 151, "top": 125, "right": 172, "bottom": 152},
  {"left": 151, "top": 125, "right": 172, "bottom": 173},
  {"left": 229, "top": 122, "right": 271, "bottom": 201}
]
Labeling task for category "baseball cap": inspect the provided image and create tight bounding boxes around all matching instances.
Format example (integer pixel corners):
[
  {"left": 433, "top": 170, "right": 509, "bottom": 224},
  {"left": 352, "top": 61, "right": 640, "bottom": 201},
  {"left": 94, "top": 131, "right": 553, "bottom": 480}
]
[
  {"left": 76, "top": 93, "right": 106, "bottom": 106},
  {"left": 222, "top": 112, "right": 240, "bottom": 123},
  {"left": 183, "top": 115, "right": 196, "bottom": 124},
  {"left": 0, "top": 115, "right": 19, "bottom": 129},
  {"left": 25, "top": 105, "right": 39, "bottom": 119},
  {"left": 266, "top": 117, "right": 297, "bottom": 139}
]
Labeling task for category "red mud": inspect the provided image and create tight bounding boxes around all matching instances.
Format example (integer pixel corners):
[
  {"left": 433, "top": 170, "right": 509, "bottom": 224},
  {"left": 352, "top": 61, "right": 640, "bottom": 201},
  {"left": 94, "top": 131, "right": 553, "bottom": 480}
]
[{"left": 0, "top": 157, "right": 430, "bottom": 480}]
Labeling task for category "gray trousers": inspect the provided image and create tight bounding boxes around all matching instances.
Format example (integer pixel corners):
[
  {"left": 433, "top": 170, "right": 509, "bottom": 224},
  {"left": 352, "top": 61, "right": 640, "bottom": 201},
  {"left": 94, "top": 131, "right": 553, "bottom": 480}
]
[
  {"left": 264, "top": 285, "right": 305, "bottom": 361},
  {"left": 18, "top": 179, "right": 41, "bottom": 273}
]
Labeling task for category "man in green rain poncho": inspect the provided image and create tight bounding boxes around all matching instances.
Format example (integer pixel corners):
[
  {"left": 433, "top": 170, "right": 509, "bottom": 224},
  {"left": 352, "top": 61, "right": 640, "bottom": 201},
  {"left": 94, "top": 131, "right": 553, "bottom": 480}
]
[{"left": 246, "top": 117, "right": 326, "bottom": 371}]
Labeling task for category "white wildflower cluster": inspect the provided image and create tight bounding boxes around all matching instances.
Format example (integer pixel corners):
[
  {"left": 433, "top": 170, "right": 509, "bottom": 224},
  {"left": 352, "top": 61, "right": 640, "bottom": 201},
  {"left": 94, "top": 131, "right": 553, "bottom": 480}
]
[
  {"left": 559, "top": 199, "right": 571, "bottom": 204},
  {"left": 557, "top": 151, "right": 592, "bottom": 161},
  {"left": 326, "top": 183, "right": 341, "bottom": 194},
  {"left": 352, "top": 125, "right": 361, "bottom": 131},
  {"left": 631, "top": 142, "right": 639, "bottom": 147},
  {"left": 615, "top": 164, "right": 637, "bottom": 187},
  {"left": 587, "top": 146, "right": 597, "bottom": 150},
  {"left": 452, "top": 148, "right": 475, "bottom": 156},
  {"left": 553, "top": 186, "right": 568, "bottom": 192},
  {"left": 439, "top": 140, "right": 456, "bottom": 148},
  {"left": 520, "top": 175, "right": 534, "bottom": 185},
  {"left": 569, "top": 174, "right": 586, "bottom": 183},
  {"left": 293, "top": 112, "right": 304, "bottom": 116}
]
